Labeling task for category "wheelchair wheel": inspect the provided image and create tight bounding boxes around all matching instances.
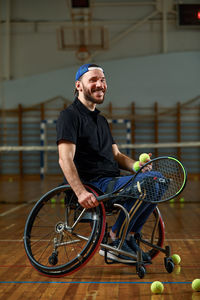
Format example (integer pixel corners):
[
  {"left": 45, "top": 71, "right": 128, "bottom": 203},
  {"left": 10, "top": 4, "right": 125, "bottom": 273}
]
[
  {"left": 105, "top": 206, "right": 164, "bottom": 260},
  {"left": 24, "top": 185, "right": 106, "bottom": 277}
]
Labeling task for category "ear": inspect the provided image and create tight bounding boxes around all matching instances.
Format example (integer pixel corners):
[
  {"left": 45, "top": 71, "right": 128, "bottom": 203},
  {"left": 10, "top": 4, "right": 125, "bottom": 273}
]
[{"left": 75, "top": 80, "right": 82, "bottom": 92}]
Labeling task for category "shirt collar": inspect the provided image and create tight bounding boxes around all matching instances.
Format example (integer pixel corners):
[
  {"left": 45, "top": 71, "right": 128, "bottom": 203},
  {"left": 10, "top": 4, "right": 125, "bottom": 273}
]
[{"left": 74, "top": 97, "right": 100, "bottom": 116}]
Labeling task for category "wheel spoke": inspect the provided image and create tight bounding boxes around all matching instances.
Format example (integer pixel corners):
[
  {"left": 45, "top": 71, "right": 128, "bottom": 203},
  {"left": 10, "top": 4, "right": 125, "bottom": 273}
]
[{"left": 24, "top": 185, "right": 105, "bottom": 276}]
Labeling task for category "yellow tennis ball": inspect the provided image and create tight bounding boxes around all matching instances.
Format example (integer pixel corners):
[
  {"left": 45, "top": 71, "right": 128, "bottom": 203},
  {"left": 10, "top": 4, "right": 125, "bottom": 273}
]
[
  {"left": 192, "top": 293, "right": 200, "bottom": 300},
  {"left": 139, "top": 153, "right": 150, "bottom": 163},
  {"left": 171, "top": 254, "right": 181, "bottom": 265},
  {"left": 192, "top": 279, "right": 200, "bottom": 292},
  {"left": 50, "top": 198, "right": 56, "bottom": 204},
  {"left": 151, "top": 281, "right": 164, "bottom": 294},
  {"left": 133, "top": 161, "right": 140, "bottom": 172},
  {"left": 60, "top": 198, "right": 65, "bottom": 204},
  {"left": 174, "top": 265, "right": 181, "bottom": 275}
]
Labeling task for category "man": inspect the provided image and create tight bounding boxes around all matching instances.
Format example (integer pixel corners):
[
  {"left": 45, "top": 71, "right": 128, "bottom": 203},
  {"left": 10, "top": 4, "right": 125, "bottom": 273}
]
[{"left": 57, "top": 63, "right": 154, "bottom": 263}]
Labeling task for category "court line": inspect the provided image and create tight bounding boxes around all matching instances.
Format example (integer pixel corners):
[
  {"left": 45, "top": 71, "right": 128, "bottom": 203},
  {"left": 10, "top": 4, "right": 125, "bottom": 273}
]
[
  {"left": 0, "top": 204, "right": 28, "bottom": 217},
  {"left": 0, "top": 281, "right": 193, "bottom": 284},
  {"left": 2, "top": 224, "right": 15, "bottom": 231},
  {"left": 0, "top": 240, "right": 23, "bottom": 242},
  {"left": 0, "top": 197, "right": 38, "bottom": 217},
  {"left": 1, "top": 238, "right": 200, "bottom": 242},
  {"left": 0, "top": 264, "right": 199, "bottom": 269},
  {"left": 165, "top": 239, "right": 200, "bottom": 241}
]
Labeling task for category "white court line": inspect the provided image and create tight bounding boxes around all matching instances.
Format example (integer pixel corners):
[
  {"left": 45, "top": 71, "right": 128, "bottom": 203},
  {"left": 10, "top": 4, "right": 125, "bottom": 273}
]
[
  {"left": 0, "top": 198, "right": 38, "bottom": 217},
  {"left": 2, "top": 223, "right": 15, "bottom": 231},
  {"left": 0, "top": 204, "right": 28, "bottom": 217}
]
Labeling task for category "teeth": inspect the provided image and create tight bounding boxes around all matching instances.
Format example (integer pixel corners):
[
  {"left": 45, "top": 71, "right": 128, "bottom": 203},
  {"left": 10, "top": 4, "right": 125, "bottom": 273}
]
[{"left": 94, "top": 91, "right": 103, "bottom": 95}]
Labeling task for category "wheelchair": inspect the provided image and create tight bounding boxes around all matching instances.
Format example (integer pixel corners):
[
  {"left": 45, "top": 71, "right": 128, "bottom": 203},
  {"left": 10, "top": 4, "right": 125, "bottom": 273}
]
[{"left": 24, "top": 183, "right": 175, "bottom": 279}]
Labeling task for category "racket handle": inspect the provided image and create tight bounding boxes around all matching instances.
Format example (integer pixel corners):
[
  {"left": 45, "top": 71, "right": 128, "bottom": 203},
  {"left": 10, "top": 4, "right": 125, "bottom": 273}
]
[{"left": 96, "top": 194, "right": 110, "bottom": 202}]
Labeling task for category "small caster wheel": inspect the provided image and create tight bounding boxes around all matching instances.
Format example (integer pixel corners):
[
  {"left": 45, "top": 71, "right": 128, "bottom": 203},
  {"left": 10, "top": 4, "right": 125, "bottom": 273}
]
[
  {"left": 48, "top": 252, "right": 58, "bottom": 265},
  {"left": 164, "top": 257, "right": 174, "bottom": 273},
  {"left": 137, "top": 265, "right": 146, "bottom": 279}
]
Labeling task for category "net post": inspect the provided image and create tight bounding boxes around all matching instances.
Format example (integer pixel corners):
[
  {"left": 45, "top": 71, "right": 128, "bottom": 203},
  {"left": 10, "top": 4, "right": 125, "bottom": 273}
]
[
  {"left": 18, "top": 103, "right": 23, "bottom": 177},
  {"left": 131, "top": 102, "right": 135, "bottom": 159},
  {"left": 154, "top": 102, "right": 159, "bottom": 158},
  {"left": 40, "top": 121, "right": 45, "bottom": 179},
  {"left": 177, "top": 102, "right": 181, "bottom": 160}
]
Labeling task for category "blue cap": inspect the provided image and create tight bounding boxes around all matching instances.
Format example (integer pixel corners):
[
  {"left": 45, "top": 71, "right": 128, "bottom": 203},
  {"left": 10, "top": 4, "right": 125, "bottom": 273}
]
[{"left": 75, "top": 63, "right": 104, "bottom": 81}]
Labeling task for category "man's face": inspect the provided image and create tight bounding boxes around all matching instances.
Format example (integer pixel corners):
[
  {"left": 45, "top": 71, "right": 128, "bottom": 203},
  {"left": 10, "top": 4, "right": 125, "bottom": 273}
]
[{"left": 76, "top": 69, "right": 107, "bottom": 105}]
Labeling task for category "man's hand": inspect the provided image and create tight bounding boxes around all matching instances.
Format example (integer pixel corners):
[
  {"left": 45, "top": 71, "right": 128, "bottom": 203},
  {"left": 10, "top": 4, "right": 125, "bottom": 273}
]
[
  {"left": 78, "top": 190, "right": 99, "bottom": 209},
  {"left": 141, "top": 153, "right": 152, "bottom": 172}
]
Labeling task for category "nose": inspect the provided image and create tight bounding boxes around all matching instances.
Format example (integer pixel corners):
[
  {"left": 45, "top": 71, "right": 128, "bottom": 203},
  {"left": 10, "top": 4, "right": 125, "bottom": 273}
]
[
  {"left": 96, "top": 80, "right": 102, "bottom": 87},
  {"left": 96, "top": 79, "right": 106, "bottom": 90}
]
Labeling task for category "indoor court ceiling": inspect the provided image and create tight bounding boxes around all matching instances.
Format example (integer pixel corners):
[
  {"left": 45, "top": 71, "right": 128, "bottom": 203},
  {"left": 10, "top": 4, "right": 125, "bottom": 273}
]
[{"left": 0, "top": 0, "right": 200, "bottom": 78}]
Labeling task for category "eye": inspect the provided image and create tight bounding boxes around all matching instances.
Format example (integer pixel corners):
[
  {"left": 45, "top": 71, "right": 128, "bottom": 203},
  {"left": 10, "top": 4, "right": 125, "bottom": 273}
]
[{"left": 89, "top": 78, "right": 97, "bottom": 83}]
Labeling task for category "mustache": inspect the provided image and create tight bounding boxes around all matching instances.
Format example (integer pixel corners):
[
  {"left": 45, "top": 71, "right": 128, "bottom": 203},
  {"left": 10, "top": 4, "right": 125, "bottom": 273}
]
[{"left": 91, "top": 88, "right": 105, "bottom": 92}]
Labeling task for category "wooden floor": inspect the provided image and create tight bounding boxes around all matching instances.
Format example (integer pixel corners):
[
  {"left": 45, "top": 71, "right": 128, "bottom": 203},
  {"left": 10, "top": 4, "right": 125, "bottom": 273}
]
[{"left": 0, "top": 176, "right": 200, "bottom": 300}]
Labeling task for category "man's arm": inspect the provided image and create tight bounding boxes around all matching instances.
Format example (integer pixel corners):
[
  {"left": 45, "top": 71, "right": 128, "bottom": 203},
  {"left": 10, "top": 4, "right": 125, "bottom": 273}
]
[
  {"left": 112, "top": 144, "right": 152, "bottom": 173},
  {"left": 112, "top": 144, "right": 136, "bottom": 172},
  {"left": 58, "top": 140, "right": 99, "bottom": 208}
]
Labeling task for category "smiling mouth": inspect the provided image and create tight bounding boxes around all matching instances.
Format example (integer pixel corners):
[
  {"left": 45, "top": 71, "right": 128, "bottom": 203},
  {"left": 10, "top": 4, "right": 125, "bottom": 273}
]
[{"left": 92, "top": 90, "right": 105, "bottom": 96}]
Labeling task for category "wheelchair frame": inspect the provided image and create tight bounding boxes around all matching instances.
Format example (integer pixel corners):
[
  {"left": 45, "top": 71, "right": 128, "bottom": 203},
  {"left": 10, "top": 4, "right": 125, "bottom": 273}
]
[{"left": 24, "top": 184, "right": 175, "bottom": 279}]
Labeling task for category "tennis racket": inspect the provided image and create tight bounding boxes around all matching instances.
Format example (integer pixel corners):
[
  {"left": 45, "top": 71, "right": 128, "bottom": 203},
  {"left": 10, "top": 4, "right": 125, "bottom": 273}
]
[{"left": 97, "top": 156, "right": 187, "bottom": 204}]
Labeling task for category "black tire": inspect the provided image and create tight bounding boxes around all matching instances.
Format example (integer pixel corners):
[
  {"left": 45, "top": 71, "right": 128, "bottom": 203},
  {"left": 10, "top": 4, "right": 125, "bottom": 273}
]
[
  {"left": 165, "top": 258, "right": 175, "bottom": 273},
  {"left": 137, "top": 265, "right": 146, "bottom": 279},
  {"left": 24, "top": 185, "right": 106, "bottom": 277}
]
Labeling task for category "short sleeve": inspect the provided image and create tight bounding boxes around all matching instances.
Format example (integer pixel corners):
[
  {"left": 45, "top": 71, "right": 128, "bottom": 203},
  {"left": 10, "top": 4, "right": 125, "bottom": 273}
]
[{"left": 56, "top": 109, "right": 79, "bottom": 145}]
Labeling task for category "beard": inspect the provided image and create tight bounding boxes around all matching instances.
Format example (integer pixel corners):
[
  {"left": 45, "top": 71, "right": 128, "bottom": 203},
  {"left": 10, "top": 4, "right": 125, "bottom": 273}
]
[{"left": 82, "top": 85, "right": 105, "bottom": 105}]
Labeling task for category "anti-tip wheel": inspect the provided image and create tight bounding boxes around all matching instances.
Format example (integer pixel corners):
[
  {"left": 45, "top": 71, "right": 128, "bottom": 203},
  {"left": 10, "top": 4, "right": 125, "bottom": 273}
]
[
  {"left": 164, "top": 257, "right": 174, "bottom": 273},
  {"left": 48, "top": 252, "right": 58, "bottom": 266},
  {"left": 137, "top": 265, "right": 146, "bottom": 279}
]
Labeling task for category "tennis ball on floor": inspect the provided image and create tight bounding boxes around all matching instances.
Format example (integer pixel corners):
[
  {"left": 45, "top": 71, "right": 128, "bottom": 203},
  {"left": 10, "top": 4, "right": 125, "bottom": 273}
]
[
  {"left": 139, "top": 153, "right": 150, "bottom": 163},
  {"left": 192, "top": 279, "right": 200, "bottom": 292},
  {"left": 174, "top": 265, "right": 181, "bottom": 275},
  {"left": 151, "top": 281, "right": 164, "bottom": 294},
  {"left": 171, "top": 254, "right": 181, "bottom": 265},
  {"left": 50, "top": 198, "right": 56, "bottom": 204},
  {"left": 133, "top": 161, "right": 140, "bottom": 172},
  {"left": 60, "top": 198, "right": 65, "bottom": 204},
  {"left": 179, "top": 197, "right": 185, "bottom": 203},
  {"left": 192, "top": 293, "right": 200, "bottom": 300}
]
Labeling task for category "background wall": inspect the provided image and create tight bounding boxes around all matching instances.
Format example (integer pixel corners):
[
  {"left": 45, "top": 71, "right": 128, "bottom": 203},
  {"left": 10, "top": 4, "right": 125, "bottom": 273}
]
[
  {"left": 0, "top": 0, "right": 200, "bottom": 109},
  {"left": 2, "top": 51, "right": 200, "bottom": 109}
]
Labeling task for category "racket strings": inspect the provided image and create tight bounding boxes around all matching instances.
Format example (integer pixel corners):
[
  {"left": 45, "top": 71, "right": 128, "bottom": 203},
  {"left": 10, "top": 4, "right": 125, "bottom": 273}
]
[
  {"left": 152, "top": 160, "right": 185, "bottom": 201},
  {"left": 115, "top": 158, "right": 185, "bottom": 203}
]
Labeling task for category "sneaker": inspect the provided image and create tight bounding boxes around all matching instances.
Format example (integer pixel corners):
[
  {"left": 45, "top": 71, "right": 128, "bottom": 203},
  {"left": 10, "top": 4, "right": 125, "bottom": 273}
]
[
  {"left": 126, "top": 235, "right": 151, "bottom": 262},
  {"left": 99, "top": 239, "right": 137, "bottom": 263}
]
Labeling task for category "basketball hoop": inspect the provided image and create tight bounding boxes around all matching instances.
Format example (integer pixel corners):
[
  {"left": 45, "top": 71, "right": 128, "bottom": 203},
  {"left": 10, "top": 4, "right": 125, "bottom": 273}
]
[
  {"left": 56, "top": 25, "right": 109, "bottom": 62},
  {"left": 76, "top": 45, "right": 91, "bottom": 62}
]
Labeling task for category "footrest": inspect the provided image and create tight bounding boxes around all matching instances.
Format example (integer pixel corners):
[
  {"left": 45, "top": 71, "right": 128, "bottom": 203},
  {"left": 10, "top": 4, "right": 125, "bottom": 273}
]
[{"left": 104, "top": 249, "right": 118, "bottom": 265}]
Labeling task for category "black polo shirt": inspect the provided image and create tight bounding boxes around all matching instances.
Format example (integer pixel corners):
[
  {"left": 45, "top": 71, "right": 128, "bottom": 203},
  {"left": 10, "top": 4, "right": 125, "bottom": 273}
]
[{"left": 56, "top": 97, "right": 120, "bottom": 181}]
